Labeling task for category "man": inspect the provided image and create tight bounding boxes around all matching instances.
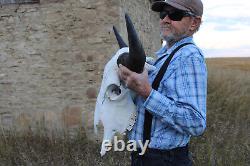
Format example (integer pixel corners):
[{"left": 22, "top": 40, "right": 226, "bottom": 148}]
[{"left": 118, "top": 0, "right": 207, "bottom": 165}]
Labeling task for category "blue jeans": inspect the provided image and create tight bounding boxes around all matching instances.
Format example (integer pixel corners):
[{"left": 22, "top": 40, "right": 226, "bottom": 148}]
[{"left": 131, "top": 145, "right": 192, "bottom": 166}]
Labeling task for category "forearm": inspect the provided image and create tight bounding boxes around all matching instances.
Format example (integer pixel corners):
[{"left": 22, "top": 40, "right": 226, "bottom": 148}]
[{"left": 144, "top": 89, "right": 206, "bottom": 136}]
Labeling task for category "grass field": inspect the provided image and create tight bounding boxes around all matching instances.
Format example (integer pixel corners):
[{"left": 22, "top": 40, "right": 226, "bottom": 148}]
[
  {"left": 191, "top": 57, "right": 250, "bottom": 166},
  {"left": 0, "top": 128, "right": 131, "bottom": 166},
  {"left": 0, "top": 58, "right": 249, "bottom": 165},
  {"left": 207, "top": 57, "right": 250, "bottom": 71}
]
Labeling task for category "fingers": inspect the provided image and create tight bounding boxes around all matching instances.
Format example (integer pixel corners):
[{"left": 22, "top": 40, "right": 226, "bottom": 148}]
[
  {"left": 118, "top": 65, "right": 135, "bottom": 88},
  {"left": 119, "top": 64, "right": 148, "bottom": 82},
  {"left": 119, "top": 64, "right": 131, "bottom": 76},
  {"left": 118, "top": 64, "right": 132, "bottom": 80}
]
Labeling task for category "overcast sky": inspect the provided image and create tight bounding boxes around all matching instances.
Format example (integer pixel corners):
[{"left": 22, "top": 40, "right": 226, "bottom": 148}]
[{"left": 194, "top": 0, "right": 250, "bottom": 57}]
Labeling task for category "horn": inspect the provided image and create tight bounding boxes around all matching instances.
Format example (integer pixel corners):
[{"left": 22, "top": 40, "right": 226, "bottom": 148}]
[
  {"left": 113, "top": 26, "right": 127, "bottom": 48},
  {"left": 125, "top": 13, "right": 146, "bottom": 73}
]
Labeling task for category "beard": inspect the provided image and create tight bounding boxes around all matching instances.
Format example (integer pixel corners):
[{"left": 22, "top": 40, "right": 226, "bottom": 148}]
[{"left": 160, "top": 27, "right": 189, "bottom": 48}]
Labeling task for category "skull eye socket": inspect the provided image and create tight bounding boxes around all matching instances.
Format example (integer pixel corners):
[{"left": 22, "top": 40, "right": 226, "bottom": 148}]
[
  {"left": 111, "top": 86, "right": 121, "bottom": 95},
  {"left": 106, "top": 84, "right": 127, "bottom": 101}
]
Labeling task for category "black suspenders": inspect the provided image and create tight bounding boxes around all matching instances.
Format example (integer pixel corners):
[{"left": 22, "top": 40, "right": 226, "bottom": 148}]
[{"left": 143, "top": 43, "right": 193, "bottom": 143}]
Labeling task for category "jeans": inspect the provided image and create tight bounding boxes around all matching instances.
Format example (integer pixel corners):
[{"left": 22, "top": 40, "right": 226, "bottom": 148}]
[{"left": 131, "top": 145, "right": 192, "bottom": 166}]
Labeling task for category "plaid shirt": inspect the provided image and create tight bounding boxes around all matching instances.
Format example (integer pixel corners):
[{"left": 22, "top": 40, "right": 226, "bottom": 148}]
[{"left": 128, "top": 36, "right": 207, "bottom": 150}]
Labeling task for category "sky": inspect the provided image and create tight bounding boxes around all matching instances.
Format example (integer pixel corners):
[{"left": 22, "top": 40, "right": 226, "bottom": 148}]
[{"left": 194, "top": 0, "right": 250, "bottom": 57}]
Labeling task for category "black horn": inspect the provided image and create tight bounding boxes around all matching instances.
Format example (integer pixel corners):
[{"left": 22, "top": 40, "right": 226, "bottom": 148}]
[
  {"left": 124, "top": 13, "right": 146, "bottom": 73},
  {"left": 113, "top": 26, "right": 127, "bottom": 48}
]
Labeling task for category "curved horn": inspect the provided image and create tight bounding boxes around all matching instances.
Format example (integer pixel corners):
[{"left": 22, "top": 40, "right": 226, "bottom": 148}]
[
  {"left": 113, "top": 26, "right": 127, "bottom": 48},
  {"left": 125, "top": 13, "right": 146, "bottom": 73}
]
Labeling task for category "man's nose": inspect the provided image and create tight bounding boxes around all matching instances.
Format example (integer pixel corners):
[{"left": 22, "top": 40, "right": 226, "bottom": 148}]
[{"left": 160, "top": 15, "right": 171, "bottom": 23}]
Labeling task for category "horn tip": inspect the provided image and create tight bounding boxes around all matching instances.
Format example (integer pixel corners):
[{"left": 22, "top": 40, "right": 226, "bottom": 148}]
[
  {"left": 125, "top": 13, "right": 130, "bottom": 21},
  {"left": 113, "top": 26, "right": 117, "bottom": 32}
]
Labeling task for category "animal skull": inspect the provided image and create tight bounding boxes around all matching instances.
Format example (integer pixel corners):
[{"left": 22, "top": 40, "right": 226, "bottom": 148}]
[
  {"left": 94, "top": 14, "right": 154, "bottom": 156},
  {"left": 94, "top": 47, "right": 138, "bottom": 156}
]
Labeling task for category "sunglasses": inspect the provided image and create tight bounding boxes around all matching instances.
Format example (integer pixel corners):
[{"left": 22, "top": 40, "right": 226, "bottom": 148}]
[{"left": 160, "top": 10, "right": 195, "bottom": 21}]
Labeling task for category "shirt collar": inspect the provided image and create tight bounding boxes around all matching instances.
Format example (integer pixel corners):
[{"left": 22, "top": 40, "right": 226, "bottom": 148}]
[{"left": 155, "top": 36, "right": 194, "bottom": 58}]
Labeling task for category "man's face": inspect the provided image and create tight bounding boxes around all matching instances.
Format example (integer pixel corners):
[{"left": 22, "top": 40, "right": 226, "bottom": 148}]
[{"left": 159, "top": 5, "right": 193, "bottom": 46}]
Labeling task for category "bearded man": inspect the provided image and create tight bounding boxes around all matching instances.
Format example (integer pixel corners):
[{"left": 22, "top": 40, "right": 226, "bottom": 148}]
[{"left": 118, "top": 0, "right": 207, "bottom": 165}]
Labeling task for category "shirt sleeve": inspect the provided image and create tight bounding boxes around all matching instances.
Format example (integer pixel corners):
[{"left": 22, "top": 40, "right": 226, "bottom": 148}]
[{"left": 144, "top": 54, "right": 207, "bottom": 136}]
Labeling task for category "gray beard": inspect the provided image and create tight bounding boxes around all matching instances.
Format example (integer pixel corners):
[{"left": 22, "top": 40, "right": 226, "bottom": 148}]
[{"left": 160, "top": 32, "right": 188, "bottom": 48}]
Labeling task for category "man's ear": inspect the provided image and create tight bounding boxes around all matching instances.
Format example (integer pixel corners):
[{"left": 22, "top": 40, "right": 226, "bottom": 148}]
[{"left": 190, "top": 17, "right": 202, "bottom": 31}]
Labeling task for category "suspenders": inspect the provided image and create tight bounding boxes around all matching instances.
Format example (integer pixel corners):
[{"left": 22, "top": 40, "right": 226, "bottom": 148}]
[{"left": 143, "top": 43, "right": 193, "bottom": 143}]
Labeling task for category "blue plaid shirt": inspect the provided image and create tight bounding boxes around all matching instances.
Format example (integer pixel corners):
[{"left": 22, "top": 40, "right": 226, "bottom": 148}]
[{"left": 128, "top": 36, "right": 207, "bottom": 150}]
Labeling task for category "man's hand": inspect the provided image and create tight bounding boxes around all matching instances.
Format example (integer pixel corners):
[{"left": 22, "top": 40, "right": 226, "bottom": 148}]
[{"left": 118, "top": 64, "right": 152, "bottom": 99}]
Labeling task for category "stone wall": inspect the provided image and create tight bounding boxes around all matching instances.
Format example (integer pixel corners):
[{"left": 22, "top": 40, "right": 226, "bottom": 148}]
[{"left": 0, "top": 0, "right": 160, "bottom": 137}]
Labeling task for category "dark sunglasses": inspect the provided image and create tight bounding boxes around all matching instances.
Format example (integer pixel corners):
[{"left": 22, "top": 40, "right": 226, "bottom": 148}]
[{"left": 160, "top": 10, "right": 195, "bottom": 21}]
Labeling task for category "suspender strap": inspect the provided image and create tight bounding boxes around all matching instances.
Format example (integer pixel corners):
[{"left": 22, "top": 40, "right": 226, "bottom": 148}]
[{"left": 143, "top": 42, "right": 193, "bottom": 143}]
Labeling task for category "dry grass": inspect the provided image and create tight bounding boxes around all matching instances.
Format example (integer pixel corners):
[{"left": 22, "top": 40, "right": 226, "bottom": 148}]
[
  {"left": 207, "top": 57, "right": 250, "bottom": 71},
  {"left": 0, "top": 128, "right": 130, "bottom": 166},
  {"left": 190, "top": 58, "right": 250, "bottom": 166},
  {"left": 0, "top": 58, "right": 250, "bottom": 166}
]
